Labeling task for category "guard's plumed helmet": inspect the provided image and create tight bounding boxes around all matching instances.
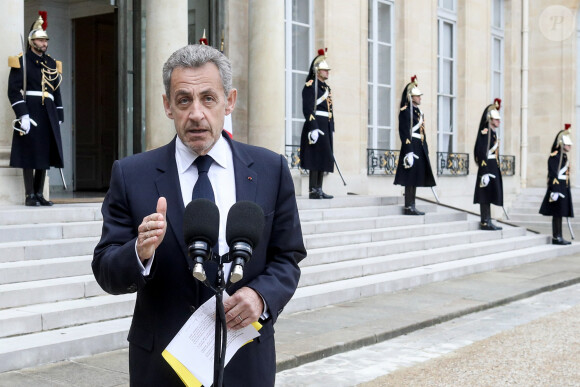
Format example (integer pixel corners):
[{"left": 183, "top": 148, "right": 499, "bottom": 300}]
[
  {"left": 306, "top": 48, "right": 330, "bottom": 82},
  {"left": 399, "top": 75, "right": 422, "bottom": 108},
  {"left": 552, "top": 124, "right": 573, "bottom": 152},
  {"left": 313, "top": 48, "right": 330, "bottom": 71},
  {"left": 478, "top": 98, "right": 502, "bottom": 132},
  {"left": 28, "top": 11, "right": 49, "bottom": 45}
]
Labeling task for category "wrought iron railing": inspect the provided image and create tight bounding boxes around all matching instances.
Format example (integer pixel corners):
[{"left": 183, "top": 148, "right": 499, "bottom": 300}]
[
  {"left": 499, "top": 155, "right": 516, "bottom": 176},
  {"left": 437, "top": 152, "right": 469, "bottom": 176},
  {"left": 367, "top": 149, "right": 400, "bottom": 175},
  {"left": 285, "top": 144, "right": 308, "bottom": 174}
]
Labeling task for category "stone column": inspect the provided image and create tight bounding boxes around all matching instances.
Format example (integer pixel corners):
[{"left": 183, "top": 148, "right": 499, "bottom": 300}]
[
  {"left": 0, "top": 0, "right": 24, "bottom": 204},
  {"left": 247, "top": 0, "right": 285, "bottom": 153},
  {"left": 145, "top": 0, "right": 188, "bottom": 150}
]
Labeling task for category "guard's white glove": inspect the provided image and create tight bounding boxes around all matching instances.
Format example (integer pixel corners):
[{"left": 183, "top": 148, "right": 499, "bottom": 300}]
[
  {"left": 549, "top": 192, "right": 565, "bottom": 202},
  {"left": 20, "top": 114, "right": 31, "bottom": 134},
  {"left": 59, "top": 121, "right": 62, "bottom": 125},
  {"left": 308, "top": 129, "right": 325, "bottom": 145},
  {"left": 479, "top": 173, "right": 496, "bottom": 188},
  {"left": 403, "top": 152, "right": 419, "bottom": 168}
]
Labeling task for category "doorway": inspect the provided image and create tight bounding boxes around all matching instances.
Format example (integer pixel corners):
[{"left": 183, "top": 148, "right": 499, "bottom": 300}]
[{"left": 74, "top": 13, "right": 118, "bottom": 191}]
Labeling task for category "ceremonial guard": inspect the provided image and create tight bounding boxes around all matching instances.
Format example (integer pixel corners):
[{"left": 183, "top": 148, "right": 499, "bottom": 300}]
[
  {"left": 539, "top": 125, "right": 574, "bottom": 245},
  {"left": 300, "top": 48, "right": 334, "bottom": 199},
  {"left": 8, "top": 11, "right": 64, "bottom": 206},
  {"left": 473, "top": 99, "right": 503, "bottom": 230},
  {"left": 393, "top": 76, "right": 435, "bottom": 215}
]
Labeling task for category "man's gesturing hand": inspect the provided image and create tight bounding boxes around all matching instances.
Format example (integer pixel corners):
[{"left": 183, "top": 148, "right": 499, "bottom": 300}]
[{"left": 137, "top": 197, "right": 167, "bottom": 263}]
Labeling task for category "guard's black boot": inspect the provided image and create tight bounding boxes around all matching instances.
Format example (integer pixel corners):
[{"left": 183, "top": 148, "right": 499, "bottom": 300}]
[
  {"left": 23, "top": 169, "right": 39, "bottom": 206},
  {"left": 309, "top": 171, "right": 321, "bottom": 199},
  {"left": 404, "top": 186, "right": 423, "bottom": 215},
  {"left": 552, "top": 217, "right": 571, "bottom": 245},
  {"left": 319, "top": 188, "right": 333, "bottom": 199},
  {"left": 309, "top": 188, "right": 322, "bottom": 199},
  {"left": 25, "top": 193, "right": 40, "bottom": 206},
  {"left": 35, "top": 193, "right": 53, "bottom": 206},
  {"left": 479, "top": 204, "right": 501, "bottom": 230},
  {"left": 404, "top": 205, "right": 424, "bottom": 216},
  {"left": 486, "top": 220, "right": 502, "bottom": 231}
]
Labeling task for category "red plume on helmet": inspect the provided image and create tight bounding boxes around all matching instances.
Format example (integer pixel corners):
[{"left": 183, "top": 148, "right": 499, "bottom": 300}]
[
  {"left": 411, "top": 75, "right": 417, "bottom": 84},
  {"left": 199, "top": 29, "right": 208, "bottom": 45},
  {"left": 565, "top": 123, "right": 571, "bottom": 130},
  {"left": 318, "top": 48, "right": 326, "bottom": 56},
  {"left": 39, "top": 10, "right": 48, "bottom": 30},
  {"left": 494, "top": 98, "right": 501, "bottom": 110}
]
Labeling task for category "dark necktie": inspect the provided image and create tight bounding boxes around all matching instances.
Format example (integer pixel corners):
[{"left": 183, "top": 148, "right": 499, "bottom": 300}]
[
  {"left": 192, "top": 155, "right": 218, "bottom": 285},
  {"left": 192, "top": 155, "right": 215, "bottom": 202}
]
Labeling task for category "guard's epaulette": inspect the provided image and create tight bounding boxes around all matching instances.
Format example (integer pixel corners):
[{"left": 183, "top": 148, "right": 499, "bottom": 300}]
[
  {"left": 56, "top": 60, "right": 63, "bottom": 74},
  {"left": 400, "top": 105, "right": 408, "bottom": 112},
  {"left": 550, "top": 150, "right": 558, "bottom": 157},
  {"left": 305, "top": 79, "right": 313, "bottom": 87},
  {"left": 8, "top": 53, "right": 22, "bottom": 69},
  {"left": 481, "top": 129, "right": 488, "bottom": 135}
]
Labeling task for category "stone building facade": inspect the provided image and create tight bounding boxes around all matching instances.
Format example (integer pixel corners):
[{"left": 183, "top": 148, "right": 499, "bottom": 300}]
[{"left": 0, "top": 0, "right": 578, "bottom": 216}]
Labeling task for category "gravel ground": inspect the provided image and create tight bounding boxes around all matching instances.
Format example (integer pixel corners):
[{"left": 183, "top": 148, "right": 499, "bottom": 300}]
[{"left": 359, "top": 305, "right": 580, "bottom": 387}]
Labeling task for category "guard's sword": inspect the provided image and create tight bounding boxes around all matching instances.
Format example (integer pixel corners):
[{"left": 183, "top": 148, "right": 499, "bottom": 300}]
[
  {"left": 21, "top": 34, "right": 27, "bottom": 100},
  {"left": 18, "top": 34, "right": 27, "bottom": 136},
  {"left": 502, "top": 206, "right": 510, "bottom": 221},
  {"left": 333, "top": 156, "right": 346, "bottom": 186},
  {"left": 567, "top": 217, "right": 575, "bottom": 240},
  {"left": 430, "top": 187, "right": 440, "bottom": 203}
]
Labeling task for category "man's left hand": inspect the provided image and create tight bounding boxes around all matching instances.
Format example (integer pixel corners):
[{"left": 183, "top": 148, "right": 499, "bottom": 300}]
[{"left": 224, "top": 287, "right": 264, "bottom": 330}]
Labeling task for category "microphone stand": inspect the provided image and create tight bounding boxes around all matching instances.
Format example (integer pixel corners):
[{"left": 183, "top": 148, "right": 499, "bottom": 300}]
[
  {"left": 213, "top": 262, "right": 227, "bottom": 387},
  {"left": 194, "top": 252, "right": 234, "bottom": 387}
]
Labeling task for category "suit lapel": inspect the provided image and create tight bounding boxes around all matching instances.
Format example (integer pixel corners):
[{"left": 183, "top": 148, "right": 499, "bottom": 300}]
[
  {"left": 154, "top": 138, "right": 188, "bottom": 258},
  {"left": 225, "top": 134, "right": 258, "bottom": 203}
]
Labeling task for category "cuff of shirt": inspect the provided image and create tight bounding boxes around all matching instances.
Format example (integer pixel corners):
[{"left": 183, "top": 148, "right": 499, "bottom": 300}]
[{"left": 135, "top": 240, "right": 155, "bottom": 276}]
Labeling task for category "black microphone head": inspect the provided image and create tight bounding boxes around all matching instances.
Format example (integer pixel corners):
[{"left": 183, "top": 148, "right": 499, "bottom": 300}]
[
  {"left": 183, "top": 199, "right": 220, "bottom": 246},
  {"left": 226, "top": 201, "right": 265, "bottom": 247}
]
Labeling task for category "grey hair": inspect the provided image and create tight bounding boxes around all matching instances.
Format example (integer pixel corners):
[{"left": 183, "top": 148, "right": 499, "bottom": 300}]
[{"left": 162, "top": 44, "right": 233, "bottom": 97}]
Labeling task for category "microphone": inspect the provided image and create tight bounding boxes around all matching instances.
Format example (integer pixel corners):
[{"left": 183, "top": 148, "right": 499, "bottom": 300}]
[
  {"left": 226, "top": 201, "right": 265, "bottom": 283},
  {"left": 183, "top": 199, "right": 220, "bottom": 282}
]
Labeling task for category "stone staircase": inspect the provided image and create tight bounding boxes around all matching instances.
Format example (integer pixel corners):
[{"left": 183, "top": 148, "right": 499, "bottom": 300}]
[
  {"left": 1, "top": 196, "right": 579, "bottom": 373},
  {"left": 507, "top": 187, "right": 580, "bottom": 238}
]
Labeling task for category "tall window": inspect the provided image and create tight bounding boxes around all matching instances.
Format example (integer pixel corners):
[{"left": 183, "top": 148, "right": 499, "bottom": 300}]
[
  {"left": 367, "top": 0, "right": 395, "bottom": 149},
  {"left": 437, "top": 1, "right": 457, "bottom": 153},
  {"left": 285, "top": 0, "right": 314, "bottom": 146},
  {"left": 491, "top": 0, "right": 504, "bottom": 151}
]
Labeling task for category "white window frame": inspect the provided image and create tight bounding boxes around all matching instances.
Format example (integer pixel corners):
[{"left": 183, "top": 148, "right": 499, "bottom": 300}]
[
  {"left": 284, "top": 0, "right": 314, "bottom": 146},
  {"left": 437, "top": 5, "right": 457, "bottom": 153},
  {"left": 491, "top": 0, "right": 505, "bottom": 153},
  {"left": 367, "top": 0, "right": 395, "bottom": 150}
]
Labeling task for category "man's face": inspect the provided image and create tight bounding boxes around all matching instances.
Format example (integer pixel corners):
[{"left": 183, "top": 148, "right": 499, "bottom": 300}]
[
  {"left": 30, "top": 38, "right": 48, "bottom": 55},
  {"left": 163, "top": 63, "right": 237, "bottom": 155},
  {"left": 411, "top": 95, "right": 421, "bottom": 106},
  {"left": 564, "top": 144, "right": 572, "bottom": 153},
  {"left": 317, "top": 69, "right": 329, "bottom": 82},
  {"left": 490, "top": 118, "right": 500, "bottom": 130}
]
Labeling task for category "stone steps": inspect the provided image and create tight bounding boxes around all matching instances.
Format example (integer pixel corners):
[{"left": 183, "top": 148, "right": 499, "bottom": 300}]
[{"left": 0, "top": 196, "right": 575, "bottom": 373}]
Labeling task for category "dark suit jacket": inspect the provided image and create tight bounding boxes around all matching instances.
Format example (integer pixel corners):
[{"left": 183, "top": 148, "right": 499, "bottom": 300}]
[{"left": 93, "top": 133, "right": 306, "bottom": 386}]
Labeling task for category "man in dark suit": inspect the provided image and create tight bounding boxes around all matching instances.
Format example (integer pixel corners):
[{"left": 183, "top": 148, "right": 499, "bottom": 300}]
[{"left": 93, "top": 44, "right": 306, "bottom": 386}]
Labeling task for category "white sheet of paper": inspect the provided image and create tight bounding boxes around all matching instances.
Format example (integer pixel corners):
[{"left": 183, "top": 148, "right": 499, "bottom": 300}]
[{"left": 164, "top": 292, "right": 260, "bottom": 387}]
